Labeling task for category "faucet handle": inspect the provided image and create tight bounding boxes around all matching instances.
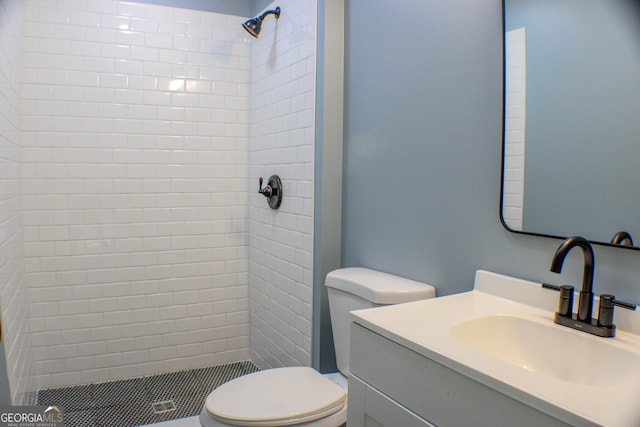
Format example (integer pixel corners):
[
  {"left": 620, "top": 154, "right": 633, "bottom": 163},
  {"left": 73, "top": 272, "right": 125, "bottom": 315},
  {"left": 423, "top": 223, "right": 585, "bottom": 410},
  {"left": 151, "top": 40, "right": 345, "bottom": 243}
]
[
  {"left": 258, "top": 177, "right": 272, "bottom": 198},
  {"left": 598, "top": 294, "right": 637, "bottom": 328},
  {"left": 542, "top": 283, "right": 562, "bottom": 291},
  {"left": 542, "top": 283, "right": 574, "bottom": 317}
]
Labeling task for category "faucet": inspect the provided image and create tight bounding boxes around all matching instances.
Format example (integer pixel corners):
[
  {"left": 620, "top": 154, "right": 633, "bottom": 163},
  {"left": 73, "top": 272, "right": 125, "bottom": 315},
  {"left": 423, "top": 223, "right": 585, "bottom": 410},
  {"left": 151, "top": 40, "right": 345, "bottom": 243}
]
[
  {"left": 611, "top": 231, "right": 634, "bottom": 247},
  {"left": 550, "top": 236, "right": 595, "bottom": 322},
  {"left": 543, "top": 236, "right": 636, "bottom": 337}
]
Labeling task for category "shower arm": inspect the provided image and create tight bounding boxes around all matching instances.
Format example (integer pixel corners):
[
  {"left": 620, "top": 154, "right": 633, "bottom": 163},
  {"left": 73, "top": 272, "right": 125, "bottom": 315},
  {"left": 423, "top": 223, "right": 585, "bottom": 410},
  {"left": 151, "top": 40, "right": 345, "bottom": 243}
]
[{"left": 257, "top": 7, "right": 281, "bottom": 22}]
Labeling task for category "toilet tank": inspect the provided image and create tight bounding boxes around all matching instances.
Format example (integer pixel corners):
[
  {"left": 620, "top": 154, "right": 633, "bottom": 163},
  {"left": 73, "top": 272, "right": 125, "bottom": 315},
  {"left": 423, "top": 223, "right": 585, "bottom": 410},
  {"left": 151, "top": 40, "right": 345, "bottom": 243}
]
[{"left": 325, "top": 267, "right": 436, "bottom": 376}]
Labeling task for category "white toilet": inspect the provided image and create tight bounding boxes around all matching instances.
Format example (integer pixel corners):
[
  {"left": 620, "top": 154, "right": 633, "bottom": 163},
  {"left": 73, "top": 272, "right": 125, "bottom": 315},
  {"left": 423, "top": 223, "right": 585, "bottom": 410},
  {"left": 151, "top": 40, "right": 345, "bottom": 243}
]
[{"left": 199, "top": 267, "right": 436, "bottom": 427}]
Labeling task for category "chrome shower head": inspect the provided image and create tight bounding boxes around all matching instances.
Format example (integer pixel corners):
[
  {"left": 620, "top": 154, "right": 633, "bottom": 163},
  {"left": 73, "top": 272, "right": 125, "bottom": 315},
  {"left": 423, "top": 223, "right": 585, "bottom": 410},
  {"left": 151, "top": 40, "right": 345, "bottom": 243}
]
[{"left": 242, "top": 6, "right": 281, "bottom": 38}]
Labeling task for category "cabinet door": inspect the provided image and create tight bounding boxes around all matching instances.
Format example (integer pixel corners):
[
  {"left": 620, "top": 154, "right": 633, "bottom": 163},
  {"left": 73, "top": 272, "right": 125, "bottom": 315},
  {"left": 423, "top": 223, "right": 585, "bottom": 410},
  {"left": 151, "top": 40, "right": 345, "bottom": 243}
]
[{"left": 348, "top": 375, "right": 436, "bottom": 427}]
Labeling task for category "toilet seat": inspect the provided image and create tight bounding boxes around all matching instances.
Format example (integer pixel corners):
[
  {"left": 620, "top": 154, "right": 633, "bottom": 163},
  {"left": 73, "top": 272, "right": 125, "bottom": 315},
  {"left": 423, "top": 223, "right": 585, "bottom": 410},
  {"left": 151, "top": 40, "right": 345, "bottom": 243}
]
[{"left": 205, "top": 367, "right": 346, "bottom": 427}]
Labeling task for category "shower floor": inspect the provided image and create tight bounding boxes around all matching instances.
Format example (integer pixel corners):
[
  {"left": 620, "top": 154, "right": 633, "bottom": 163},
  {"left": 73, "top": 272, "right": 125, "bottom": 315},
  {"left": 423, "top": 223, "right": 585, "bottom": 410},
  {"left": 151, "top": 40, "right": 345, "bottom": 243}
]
[{"left": 36, "top": 361, "right": 259, "bottom": 427}]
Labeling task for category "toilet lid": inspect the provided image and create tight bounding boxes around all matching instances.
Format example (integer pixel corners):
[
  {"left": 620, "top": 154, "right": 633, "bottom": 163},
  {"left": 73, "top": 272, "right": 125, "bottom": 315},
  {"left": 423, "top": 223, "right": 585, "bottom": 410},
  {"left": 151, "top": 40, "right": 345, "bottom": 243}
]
[{"left": 205, "top": 367, "right": 346, "bottom": 427}]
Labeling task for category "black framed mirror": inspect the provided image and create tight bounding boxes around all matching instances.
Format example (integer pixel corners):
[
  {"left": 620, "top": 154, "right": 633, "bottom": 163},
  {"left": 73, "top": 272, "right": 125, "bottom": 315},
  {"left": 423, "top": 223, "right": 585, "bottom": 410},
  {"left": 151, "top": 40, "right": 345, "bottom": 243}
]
[{"left": 500, "top": 0, "right": 640, "bottom": 249}]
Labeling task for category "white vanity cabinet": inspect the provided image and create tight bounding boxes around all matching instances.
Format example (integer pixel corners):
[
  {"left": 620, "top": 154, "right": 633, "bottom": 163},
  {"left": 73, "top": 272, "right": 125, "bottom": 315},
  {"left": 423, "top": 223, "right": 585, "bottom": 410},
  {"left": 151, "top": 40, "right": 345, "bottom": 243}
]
[{"left": 347, "top": 323, "right": 572, "bottom": 427}]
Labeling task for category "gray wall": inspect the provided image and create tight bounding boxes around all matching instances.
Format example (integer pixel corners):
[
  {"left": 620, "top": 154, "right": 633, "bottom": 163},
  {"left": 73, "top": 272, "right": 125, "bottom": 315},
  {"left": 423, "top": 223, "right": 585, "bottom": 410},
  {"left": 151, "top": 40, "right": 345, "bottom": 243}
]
[
  {"left": 314, "top": 0, "right": 344, "bottom": 373},
  {"left": 506, "top": 0, "right": 640, "bottom": 242},
  {"left": 340, "top": 0, "right": 640, "bottom": 309}
]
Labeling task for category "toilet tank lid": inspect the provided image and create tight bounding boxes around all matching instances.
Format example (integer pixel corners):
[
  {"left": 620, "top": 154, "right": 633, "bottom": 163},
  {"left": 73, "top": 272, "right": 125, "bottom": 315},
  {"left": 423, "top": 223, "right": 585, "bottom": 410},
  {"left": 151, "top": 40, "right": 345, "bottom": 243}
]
[{"left": 325, "top": 267, "right": 436, "bottom": 304}]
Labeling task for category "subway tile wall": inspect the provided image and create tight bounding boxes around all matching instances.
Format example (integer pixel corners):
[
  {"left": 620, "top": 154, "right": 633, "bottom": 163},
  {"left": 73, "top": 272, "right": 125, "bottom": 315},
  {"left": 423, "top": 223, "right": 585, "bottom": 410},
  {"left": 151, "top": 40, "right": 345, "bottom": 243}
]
[
  {"left": 21, "top": 0, "right": 253, "bottom": 389},
  {"left": 248, "top": 0, "right": 316, "bottom": 368},
  {"left": 0, "top": 0, "right": 36, "bottom": 404},
  {"left": 503, "top": 28, "right": 526, "bottom": 231}
]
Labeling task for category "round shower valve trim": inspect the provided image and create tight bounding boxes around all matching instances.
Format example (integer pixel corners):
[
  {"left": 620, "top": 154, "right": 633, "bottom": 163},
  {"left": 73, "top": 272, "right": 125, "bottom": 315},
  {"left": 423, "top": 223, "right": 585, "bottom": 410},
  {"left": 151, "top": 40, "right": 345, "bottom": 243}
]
[{"left": 258, "top": 175, "right": 283, "bottom": 209}]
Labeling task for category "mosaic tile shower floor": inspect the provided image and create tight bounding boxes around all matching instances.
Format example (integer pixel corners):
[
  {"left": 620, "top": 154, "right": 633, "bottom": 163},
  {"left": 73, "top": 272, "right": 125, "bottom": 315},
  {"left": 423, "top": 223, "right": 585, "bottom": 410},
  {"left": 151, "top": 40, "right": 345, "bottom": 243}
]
[{"left": 36, "top": 361, "right": 259, "bottom": 427}]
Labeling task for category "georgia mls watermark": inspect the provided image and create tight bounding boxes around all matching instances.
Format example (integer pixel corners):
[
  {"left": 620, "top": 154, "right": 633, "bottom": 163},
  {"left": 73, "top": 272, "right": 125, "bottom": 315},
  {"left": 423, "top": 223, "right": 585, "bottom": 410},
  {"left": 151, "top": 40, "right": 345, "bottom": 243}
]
[{"left": 0, "top": 406, "right": 64, "bottom": 427}]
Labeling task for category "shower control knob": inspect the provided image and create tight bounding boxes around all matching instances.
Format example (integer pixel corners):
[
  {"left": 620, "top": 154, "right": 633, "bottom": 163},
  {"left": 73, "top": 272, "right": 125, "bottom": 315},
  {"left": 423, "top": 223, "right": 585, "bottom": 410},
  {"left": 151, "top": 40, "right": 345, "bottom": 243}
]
[
  {"left": 258, "top": 177, "right": 271, "bottom": 197},
  {"left": 258, "top": 175, "right": 283, "bottom": 210}
]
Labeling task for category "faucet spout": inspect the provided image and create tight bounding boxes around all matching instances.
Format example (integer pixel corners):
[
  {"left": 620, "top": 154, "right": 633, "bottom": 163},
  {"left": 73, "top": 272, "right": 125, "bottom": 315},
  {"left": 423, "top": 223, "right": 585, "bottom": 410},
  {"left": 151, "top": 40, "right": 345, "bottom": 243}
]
[
  {"left": 611, "top": 231, "right": 634, "bottom": 247},
  {"left": 550, "top": 236, "right": 595, "bottom": 321}
]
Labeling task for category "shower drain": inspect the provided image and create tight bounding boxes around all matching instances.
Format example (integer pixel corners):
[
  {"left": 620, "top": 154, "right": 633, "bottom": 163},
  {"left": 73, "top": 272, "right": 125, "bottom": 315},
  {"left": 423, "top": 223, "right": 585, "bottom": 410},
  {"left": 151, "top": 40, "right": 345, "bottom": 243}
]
[{"left": 152, "top": 400, "right": 176, "bottom": 414}]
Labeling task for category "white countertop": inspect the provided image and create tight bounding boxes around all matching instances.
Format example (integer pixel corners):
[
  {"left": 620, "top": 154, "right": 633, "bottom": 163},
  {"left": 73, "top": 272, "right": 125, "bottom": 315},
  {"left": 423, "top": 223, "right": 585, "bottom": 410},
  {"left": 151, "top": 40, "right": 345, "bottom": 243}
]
[{"left": 350, "top": 270, "right": 640, "bottom": 427}]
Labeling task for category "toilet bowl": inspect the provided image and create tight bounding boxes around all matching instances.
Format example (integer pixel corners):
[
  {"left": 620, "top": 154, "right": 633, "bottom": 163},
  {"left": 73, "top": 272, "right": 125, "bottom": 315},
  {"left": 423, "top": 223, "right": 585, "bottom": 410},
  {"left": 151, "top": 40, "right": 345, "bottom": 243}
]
[
  {"left": 199, "top": 268, "right": 436, "bottom": 427},
  {"left": 199, "top": 367, "right": 347, "bottom": 427}
]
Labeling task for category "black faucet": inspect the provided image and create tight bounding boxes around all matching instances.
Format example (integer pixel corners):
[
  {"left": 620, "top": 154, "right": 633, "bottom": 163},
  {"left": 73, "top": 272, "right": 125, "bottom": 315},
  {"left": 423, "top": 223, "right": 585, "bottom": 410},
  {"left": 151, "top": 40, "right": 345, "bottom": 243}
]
[
  {"left": 550, "top": 236, "right": 595, "bottom": 322},
  {"left": 611, "top": 231, "right": 634, "bottom": 247},
  {"left": 543, "top": 236, "right": 636, "bottom": 337}
]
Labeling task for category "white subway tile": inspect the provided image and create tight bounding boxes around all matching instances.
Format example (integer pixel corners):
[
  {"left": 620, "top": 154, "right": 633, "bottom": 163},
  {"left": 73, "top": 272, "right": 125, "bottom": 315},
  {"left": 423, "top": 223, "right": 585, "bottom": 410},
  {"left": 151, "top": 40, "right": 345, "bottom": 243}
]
[
  {"left": 171, "top": 93, "right": 198, "bottom": 108},
  {"left": 129, "top": 44, "right": 157, "bottom": 61},
  {"left": 143, "top": 61, "right": 170, "bottom": 77},
  {"left": 143, "top": 4, "right": 174, "bottom": 22},
  {"left": 144, "top": 33, "right": 172, "bottom": 49},
  {"left": 112, "top": 88, "right": 141, "bottom": 104},
  {"left": 117, "top": 1, "right": 146, "bottom": 17},
  {"left": 122, "top": 350, "right": 150, "bottom": 364},
  {"left": 86, "top": 27, "right": 116, "bottom": 44},
  {"left": 84, "top": 57, "right": 115, "bottom": 73},
  {"left": 69, "top": 11, "right": 100, "bottom": 28},
  {"left": 142, "top": 119, "right": 171, "bottom": 134},
  {"left": 37, "top": 7, "right": 71, "bottom": 25},
  {"left": 100, "top": 44, "right": 130, "bottom": 60},
  {"left": 130, "top": 18, "right": 157, "bottom": 33},
  {"left": 116, "top": 30, "right": 145, "bottom": 47},
  {"left": 86, "top": 0, "right": 116, "bottom": 14},
  {"left": 54, "top": 24, "right": 86, "bottom": 41},
  {"left": 157, "top": 107, "right": 184, "bottom": 121},
  {"left": 24, "top": 21, "right": 56, "bottom": 38},
  {"left": 123, "top": 72, "right": 153, "bottom": 89},
  {"left": 98, "top": 73, "right": 127, "bottom": 89},
  {"left": 100, "top": 15, "right": 130, "bottom": 31},
  {"left": 173, "top": 8, "right": 201, "bottom": 25},
  {"left": 68, "top": 71, "right": 98, "bottom": 87},
  {"left": 94, "top": 353, "right": 122, "bottom": 369},
  {"left": 128, "top": 105, "right": 156, "bottom": 120}
]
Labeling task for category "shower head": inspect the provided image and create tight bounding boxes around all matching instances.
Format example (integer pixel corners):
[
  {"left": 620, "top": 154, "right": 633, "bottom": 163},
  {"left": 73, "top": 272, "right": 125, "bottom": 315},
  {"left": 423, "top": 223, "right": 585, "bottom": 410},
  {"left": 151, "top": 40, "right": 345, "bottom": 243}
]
[{"left": 242, "top": 6, "right": 281, "bottom": 38}]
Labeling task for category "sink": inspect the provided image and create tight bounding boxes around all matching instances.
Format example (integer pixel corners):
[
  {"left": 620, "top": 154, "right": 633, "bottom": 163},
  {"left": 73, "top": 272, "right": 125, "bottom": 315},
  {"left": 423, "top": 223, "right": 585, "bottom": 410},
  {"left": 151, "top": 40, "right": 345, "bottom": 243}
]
[{"left": 450, "top": 314, "right": 640, "bottom": 386}]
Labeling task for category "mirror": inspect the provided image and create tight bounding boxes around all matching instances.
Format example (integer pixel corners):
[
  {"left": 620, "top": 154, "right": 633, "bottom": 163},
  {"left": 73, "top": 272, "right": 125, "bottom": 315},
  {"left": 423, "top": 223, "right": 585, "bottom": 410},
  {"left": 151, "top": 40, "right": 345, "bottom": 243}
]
[{"left": 501, "top": 0, "right": 640, "bottom": 248}]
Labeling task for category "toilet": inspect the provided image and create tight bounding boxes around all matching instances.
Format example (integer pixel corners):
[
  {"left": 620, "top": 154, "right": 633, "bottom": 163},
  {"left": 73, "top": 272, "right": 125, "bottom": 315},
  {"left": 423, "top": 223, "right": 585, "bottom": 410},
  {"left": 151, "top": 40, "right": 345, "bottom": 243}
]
[{"left": 199, "top": 267, "right": 436, "bottom": 427}]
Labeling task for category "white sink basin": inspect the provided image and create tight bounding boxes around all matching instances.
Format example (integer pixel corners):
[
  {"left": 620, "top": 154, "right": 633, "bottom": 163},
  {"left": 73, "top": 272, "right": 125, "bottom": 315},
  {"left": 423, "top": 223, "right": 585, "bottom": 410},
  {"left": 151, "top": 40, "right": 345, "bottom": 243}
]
[{"left": 450, "top": 314, "right": 640, "bottom": 386}]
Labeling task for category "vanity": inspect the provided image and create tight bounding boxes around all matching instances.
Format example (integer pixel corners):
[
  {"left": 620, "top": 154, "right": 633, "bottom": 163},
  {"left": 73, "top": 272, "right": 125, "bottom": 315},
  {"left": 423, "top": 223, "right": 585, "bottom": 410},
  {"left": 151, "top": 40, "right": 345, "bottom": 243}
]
[{"left": 346, "top": 270, "right": 640, "bottom": 427}]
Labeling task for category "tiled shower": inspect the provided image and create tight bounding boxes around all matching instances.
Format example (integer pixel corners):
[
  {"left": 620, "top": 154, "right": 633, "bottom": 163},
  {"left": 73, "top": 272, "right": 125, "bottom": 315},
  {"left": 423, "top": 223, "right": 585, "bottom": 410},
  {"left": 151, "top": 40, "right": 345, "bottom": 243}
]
[{"left": 0, "top": 0, "right": 316, "bottom": 405}]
